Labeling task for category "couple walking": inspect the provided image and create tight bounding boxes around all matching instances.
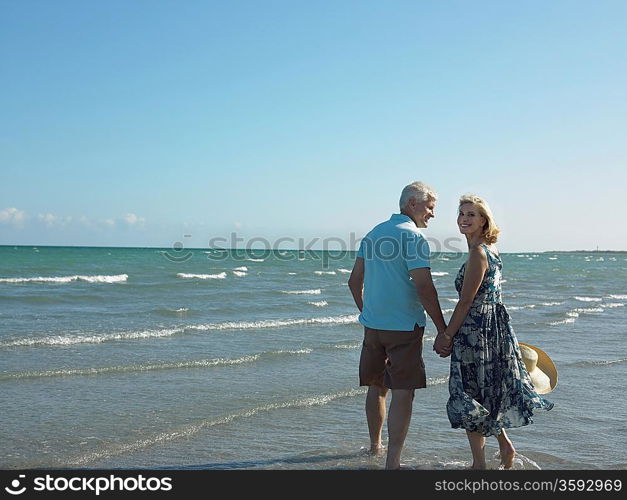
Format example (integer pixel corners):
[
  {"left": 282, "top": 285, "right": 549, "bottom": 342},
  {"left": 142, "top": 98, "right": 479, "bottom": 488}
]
[{"left": 348, "top": 181, "right": 554, "bottom": 470}]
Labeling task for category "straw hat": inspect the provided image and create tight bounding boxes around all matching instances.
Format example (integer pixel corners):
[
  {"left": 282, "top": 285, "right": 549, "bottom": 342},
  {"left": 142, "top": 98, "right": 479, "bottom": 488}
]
[{"left": 518, "top": 342, "right": 558, "bottom": 394}]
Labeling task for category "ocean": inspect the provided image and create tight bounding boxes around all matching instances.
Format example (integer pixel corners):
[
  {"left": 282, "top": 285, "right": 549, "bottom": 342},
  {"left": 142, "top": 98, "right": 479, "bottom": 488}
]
[{"left": 1, "top": 246, "right": 625, "bottom": 470}]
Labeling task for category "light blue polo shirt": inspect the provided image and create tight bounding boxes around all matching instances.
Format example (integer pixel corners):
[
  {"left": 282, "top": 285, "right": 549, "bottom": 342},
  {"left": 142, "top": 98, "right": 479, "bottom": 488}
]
[{"left": 357, "top": 213, "right": 431, "bottom": 330}]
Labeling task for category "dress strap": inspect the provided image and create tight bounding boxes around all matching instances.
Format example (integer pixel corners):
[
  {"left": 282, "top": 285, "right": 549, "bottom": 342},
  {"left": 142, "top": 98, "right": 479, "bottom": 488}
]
[{"left": 480, "top": 243, "right": 500, "bottom": 261}]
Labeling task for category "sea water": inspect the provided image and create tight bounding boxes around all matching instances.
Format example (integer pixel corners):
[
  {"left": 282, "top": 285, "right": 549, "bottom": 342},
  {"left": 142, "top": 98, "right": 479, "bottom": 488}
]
[{"left": 1, "top": 246, "right": 625, "bottom": 469}]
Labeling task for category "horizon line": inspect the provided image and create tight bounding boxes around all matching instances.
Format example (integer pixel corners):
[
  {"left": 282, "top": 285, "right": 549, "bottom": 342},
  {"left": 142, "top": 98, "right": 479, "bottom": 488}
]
[{"left": 1, "top": 244, "right": 626, "bottom": 254}]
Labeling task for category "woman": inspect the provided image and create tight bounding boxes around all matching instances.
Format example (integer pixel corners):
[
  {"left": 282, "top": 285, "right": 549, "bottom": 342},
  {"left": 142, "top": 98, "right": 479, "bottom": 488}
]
[{"left": 433, "top": 195, "right": 553, "bottom": 469}]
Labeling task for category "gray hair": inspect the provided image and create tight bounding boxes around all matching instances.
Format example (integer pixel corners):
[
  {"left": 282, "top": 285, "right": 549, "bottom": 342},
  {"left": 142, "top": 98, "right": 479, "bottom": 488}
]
[{"left": 399, "top": 181, "right": 437, "bottom": 211}]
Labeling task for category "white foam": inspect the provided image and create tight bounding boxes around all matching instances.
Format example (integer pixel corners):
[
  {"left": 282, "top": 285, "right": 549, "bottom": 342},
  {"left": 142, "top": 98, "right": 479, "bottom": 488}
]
[
  {"left": 308, "top": 301, "right": 328, "bottom": 307},
  {"left": 0, "top": 274, "right": 128, "bottom": 284},
  {"left": 247, "top": 258, "right": 265, "bottom": 262},
  {"left": 444, "top": 298, "right": 459, "bottom": 303},
  {"left": 508, "top": 304, "right": 536, "bottom": 310},
  {"left": 431, "top": 272, "right": 449, "bottom": 276},
  {"left": 177, "top": 272, "right": 227, "bottom": 279},
  {"left": 590, "top": 358, "right": 627, "bottom": 366},
  {"left": 573, "top": 307, "right": 604, "bottom": 313},
  {"left": 188, "top": 314, "right": 359, "bottom": 331},
  {"left": 442, "top": 308, "right": 455, "bottom": 314},
  {"left": 602, "top": 303, "right": 625, "bottom": 308},
  {"left": 233, "top": 266, "right": 248, "bottom": 271},
  {"left": 232, "top": 271, "right": 247, "bottom": 277},
  {"left": 515, "top": 453, "right": 542, "bottom": 470},
  {"left": 606, "top": 294, "right": 627, "bottom": 300},
  {"left": 314, "top": 271, "right": 336, "bottom": 275},
  {"left": 540, "top": 302, "right": 563, "bottom": 306},
  {"left": 549, "top": 317, "right": 577, "bottom": 326},
  {"left": 1, "top": 355, "right": 262, "bottom": 379},
  {"left": 549, "top": 310, "right": 579, "bottom": 326},
  {"left": 427, "top": 376, "right": 449, "bottom": 386},
  {"left": 1, "top": 348, "right": 317, "bottom": 379},
  {"left": 281, "top": 289, "right": 322, "bottom": 295},
  {"left": 574, "top": 296, "right": 602, "bottom": 302},
  {"left": 273, "top": 348, "right": 313, "bottom": 355},
  {"left": 336, "top": 268, "right": 351, "bottom": 273},
  {"left": 0, "top": 327, "right": 186, "bottom": 348},
  {"left": 67, "top": 387, "right": 367, "bottom": 465},
  {"left": 331, "top": 342, "right": 361, "bottom": 350}
]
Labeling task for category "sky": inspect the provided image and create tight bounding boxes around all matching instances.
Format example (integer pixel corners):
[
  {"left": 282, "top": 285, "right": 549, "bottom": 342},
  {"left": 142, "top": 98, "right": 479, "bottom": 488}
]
[{"left": 1, "top": 0, "right": 626, "bottom": 252}]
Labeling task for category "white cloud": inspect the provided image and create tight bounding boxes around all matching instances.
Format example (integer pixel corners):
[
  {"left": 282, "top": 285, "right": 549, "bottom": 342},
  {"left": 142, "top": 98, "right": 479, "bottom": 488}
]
[
  {"left": 0, "top": 207, "right": 27, "bottom": 226},
  {"left": 37, "top": 213, "right": 73, "bottom": 227},
  {"left": 122, "top": 213, "right": 145, "bottom": 226},
  {"left": 0, "top": 209, "right": 147, "bottom": 232},
  {"left": 37, "top": 213, "right": 59, "bottom": 227}
]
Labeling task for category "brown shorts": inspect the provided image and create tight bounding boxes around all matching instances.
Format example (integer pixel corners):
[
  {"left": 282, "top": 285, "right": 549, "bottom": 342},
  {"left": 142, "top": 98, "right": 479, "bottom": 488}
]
[{"left": 359, "top": 324, "right": 426, "bottom": 390}]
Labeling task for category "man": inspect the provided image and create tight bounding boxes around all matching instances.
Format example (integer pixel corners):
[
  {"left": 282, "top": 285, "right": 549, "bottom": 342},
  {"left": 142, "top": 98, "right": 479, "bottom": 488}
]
[{"left": 348, "top": 181, "right": 447, "bottom": 470}]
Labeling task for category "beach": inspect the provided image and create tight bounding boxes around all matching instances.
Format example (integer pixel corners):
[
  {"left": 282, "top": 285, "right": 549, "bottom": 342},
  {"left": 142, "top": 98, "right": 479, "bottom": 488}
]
[{"left": 0, "top": 246, "right": 625, "bottom": 470}]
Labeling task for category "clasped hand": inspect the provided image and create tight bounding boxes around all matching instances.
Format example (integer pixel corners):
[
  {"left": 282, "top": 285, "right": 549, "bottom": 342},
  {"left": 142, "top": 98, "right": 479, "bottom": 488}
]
[{"left": 433, "top": 332, "right": 453, "bottom": 358}]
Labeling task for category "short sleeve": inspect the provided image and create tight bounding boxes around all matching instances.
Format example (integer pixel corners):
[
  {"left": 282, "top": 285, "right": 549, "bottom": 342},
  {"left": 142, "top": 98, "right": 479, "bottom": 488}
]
[
  {"left": 356, "top": 238, "right": 365, "bottom": 258},
  {"left": 405, "top": 233, "right": 430, "bottom": 270}
]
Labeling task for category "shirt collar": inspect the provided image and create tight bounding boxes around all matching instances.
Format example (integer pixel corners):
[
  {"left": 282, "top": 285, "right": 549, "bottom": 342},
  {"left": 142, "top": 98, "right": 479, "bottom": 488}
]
[{"left": 390, "top": 213, "right": 415, "bottom": 225}]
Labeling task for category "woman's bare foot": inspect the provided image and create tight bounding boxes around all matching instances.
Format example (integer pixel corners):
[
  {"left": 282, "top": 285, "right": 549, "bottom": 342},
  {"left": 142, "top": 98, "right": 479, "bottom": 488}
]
[
  {"left": 496, "top": 430, "right": 516, "bottom": 469},
  {"left": 468, "top": 462, "right": 487, "bottom": 470},
  {"left": 499, "top": 441, "right": 516, "bottom": 469},
  {"left": 366, "top": 443, "right": 385, "bottom": 457}
]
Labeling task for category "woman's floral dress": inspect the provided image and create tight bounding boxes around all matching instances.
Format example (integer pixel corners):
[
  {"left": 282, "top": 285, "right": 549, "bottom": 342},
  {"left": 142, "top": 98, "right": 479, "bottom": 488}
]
[{"left": 446, "top": 244, "right": 553, "bottom": 436}]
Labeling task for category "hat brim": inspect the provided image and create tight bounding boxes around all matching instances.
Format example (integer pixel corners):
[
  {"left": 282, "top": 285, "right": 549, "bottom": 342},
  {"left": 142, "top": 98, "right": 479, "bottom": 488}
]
[{"left": 519, "top": 342, "right": 558, "bottom": 394}]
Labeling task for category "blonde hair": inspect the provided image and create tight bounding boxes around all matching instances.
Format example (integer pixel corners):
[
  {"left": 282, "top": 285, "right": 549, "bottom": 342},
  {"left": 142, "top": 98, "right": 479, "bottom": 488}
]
[
  {"left": 458, "top": 194, "right": 500, "bottom": 244},
  {"left": 399, "top": 181, "right": 437, "bottom": 211}
]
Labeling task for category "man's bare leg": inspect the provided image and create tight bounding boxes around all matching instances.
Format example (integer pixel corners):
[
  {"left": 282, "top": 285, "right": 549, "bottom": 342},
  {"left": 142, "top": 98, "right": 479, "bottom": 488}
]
[
  {"left": 385, "top": 389, "right": 414, "bottom": 469},
  {"left": 366, "top": 385, "right": 389, "bottom": 455}
]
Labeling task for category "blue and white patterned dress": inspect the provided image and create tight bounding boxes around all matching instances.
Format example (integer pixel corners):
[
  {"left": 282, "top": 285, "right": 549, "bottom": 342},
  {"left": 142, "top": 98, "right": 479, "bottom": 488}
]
[{"left": 446, "top": 244, "right": 553, "bottom": 436}]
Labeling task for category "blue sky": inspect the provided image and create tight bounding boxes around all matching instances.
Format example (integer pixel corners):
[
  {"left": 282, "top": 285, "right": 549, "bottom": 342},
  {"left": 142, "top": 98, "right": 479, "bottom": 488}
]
[{"left": 1, "top": 0, "right": 626, "bottom": 251}]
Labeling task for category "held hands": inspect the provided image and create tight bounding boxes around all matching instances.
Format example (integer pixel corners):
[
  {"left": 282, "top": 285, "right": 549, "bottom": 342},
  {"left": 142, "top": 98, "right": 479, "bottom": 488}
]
[{"left": 433, "top": 331, "right": 453, "bottom": 358}]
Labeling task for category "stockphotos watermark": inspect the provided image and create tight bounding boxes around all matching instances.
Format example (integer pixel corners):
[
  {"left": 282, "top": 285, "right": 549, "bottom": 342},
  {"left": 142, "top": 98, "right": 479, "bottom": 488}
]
[
  {"left": 3, "top": 473, "right": 173, "bottom": 496},
  {"left": 161, "top": 232, "right": 466, "bottom": 266}
]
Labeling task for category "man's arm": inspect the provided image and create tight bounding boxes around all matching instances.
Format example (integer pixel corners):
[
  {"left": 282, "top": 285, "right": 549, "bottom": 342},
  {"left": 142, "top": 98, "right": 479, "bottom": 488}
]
[
  {"left": 348, "top": 257, "right": 365, "bottom": 312},
  {"left": 409, "top": 267, "right": 446, "bottom": 334}
]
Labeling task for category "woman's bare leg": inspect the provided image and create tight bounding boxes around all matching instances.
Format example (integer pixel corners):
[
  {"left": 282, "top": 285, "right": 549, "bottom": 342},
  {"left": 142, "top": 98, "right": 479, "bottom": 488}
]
[
  {"left": 466, "top": 431, "right": 487, "bottom": 469},
  {"left": 496, "top": 429, "right": 516, "bottom": 469}
]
